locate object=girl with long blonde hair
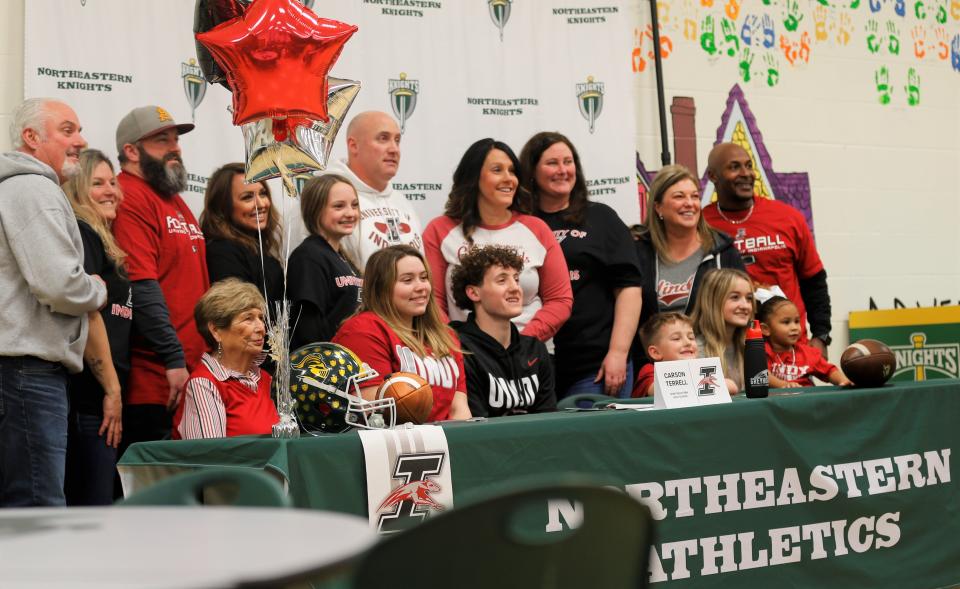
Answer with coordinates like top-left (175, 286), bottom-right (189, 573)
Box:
top-left (690, 268), bottom-right (755, 393)
top-left (333, 245), bottom-right (471, 421)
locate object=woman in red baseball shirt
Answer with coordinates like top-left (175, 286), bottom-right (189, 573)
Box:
top-left (334, 245), bottom-right (471, 421)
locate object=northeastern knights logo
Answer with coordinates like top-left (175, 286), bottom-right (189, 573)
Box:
top-left (489, 0), bottom-right (512, 41)
top-left (181, 58), bottom-right (206, 122)
top-left (576, 76), bottom-right (604, 134)
top-left (376, 452), bottom-right (445, 534)
top-left (388, 73), bottom-right (419, 135)
top-left (890, 332), bottom-right (960, 381)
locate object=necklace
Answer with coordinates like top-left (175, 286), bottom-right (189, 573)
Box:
top-left (335, 248), bottom-right (356, 275)
top-left (777, 348), bottom-right (796, 367)
top-left (715, 203), bottom-right (755, 225)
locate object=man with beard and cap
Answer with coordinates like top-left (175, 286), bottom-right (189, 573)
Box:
top-left (326, 111), bottom-right (423, 269)
top-left (112, 105), bottom-right (209, 447)
top-left (702, 142), bottom-right (833, 356)
top-left (0, 98), bottom-right (106, 506)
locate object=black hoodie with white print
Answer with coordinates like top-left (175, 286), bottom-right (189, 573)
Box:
top-left (451, 314), bottom-right (557, 418)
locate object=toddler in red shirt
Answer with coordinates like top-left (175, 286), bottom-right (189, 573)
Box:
top-left (759, 296), bottom-right (850, 388)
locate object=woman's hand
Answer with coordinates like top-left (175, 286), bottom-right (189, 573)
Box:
top-left (596, 350), bottom-right (629, 396)
top-left (99, 388), bottom-right (123, 448)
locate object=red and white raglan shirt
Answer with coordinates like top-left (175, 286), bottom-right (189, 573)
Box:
top-left (703, 197), bottom-right (823, 342)
top-left (333, 312), bottom-right (466, 422)
top-left (765, 341), bottom-right (838, 387)
top-left (422, 213), bottom-right (572, 343)
top-left (113, 172), bottom-right (209, 406)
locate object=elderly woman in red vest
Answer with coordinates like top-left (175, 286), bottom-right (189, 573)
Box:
top-left (173, 279), bottom-right (277, 439)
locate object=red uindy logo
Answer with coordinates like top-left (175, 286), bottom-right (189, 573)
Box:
top-left (657, 275), bottom-right (695, 306)
top-left (697, 374), bottom-right (718, 388)
top-left (378, 479), bottom-right (444, 513)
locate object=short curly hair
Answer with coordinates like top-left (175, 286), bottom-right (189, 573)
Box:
top-left (450, 245), bottom-right (524, 312)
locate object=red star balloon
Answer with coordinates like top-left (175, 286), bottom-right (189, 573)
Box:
top-left (196, 0), bottom-right (358, 125)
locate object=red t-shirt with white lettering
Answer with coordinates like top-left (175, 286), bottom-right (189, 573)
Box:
top-left (765, 341), bottom-right (837, 386)
top-left (333, 311), bottom-right (466, 421)
top-left (113, 172), bottom-right (209, 406)
top-left (703, 197), bottom-right (823, 341)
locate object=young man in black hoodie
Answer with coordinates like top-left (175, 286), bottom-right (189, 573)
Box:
top-left (449, 246), bottom-right (556, 417)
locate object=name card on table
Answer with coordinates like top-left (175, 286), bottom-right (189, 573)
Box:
top-left (653, 357), bottom-right (732, 409)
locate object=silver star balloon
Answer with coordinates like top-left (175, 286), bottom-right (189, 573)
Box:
top-left (242, 77), bottom-right (361, 187)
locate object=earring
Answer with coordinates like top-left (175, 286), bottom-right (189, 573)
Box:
top-left (216, 341), bottom-right (222, 359)
top-left (658, 214), bottom-right (664, 221)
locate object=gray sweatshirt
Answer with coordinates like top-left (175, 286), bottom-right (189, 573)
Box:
top-left (0, 152), bottom-right (107, 372)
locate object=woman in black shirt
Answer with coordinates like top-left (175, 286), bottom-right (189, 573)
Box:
top-left (520, 132), bottom-right (643, 399)
top-left (200, 163), bottom-right (284, 319)
top-left (61, 149), bottom-right (133, 505)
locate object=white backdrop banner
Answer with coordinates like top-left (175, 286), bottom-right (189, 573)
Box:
top-left (24, 0), bottom-right (639, 234)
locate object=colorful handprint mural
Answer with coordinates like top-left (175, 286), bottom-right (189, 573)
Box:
top-left (632, 0), bottom-right (960, 106)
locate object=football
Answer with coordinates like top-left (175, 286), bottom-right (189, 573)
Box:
top-left (840, 339), bottom-right (897, 388)
top-left (377, 372), bottom-right (434, 425)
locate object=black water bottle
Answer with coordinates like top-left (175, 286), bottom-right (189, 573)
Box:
top-left (744, 320), bottom-right (769, 398)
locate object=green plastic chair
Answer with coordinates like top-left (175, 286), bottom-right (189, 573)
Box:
top-left (351, 482), bottom-right (653, 589)
top-left (556, 392), bottom-right (615, 410)
top-left (117, 467), bottom-right (290, 508)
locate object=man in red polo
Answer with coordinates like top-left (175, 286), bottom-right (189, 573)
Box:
top-left (112, 105), bottom-right (209, 447)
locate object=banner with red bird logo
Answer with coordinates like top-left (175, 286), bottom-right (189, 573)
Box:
top-left (358, 425), bottom-right (453, 533)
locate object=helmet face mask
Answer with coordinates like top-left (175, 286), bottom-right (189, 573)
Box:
top-left (345, 395), bottom-right (396, 430)
top-left (290, 343), bottom-right (396, 435)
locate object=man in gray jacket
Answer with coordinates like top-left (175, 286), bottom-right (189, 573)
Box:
top-left (0, 98), bottom-right (107, 506)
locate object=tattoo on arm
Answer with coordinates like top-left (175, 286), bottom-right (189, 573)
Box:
top-left (88, 357), bottom-right (105, 377)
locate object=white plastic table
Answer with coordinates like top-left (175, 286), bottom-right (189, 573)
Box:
top-left (0, 506), bottom-right (375, 588)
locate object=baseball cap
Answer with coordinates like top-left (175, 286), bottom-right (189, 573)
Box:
top-left (115, 105), bottom-right (195, 153)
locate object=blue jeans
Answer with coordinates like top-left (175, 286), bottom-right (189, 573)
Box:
top-left (561, 361), bottom-right (634, 400)
top-left (65, 411), bottom-right (118, 506)
top-left (0, 356), bottom-right (69, 507)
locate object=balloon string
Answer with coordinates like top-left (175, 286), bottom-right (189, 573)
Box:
top-left (253, 203), bottom-right (272, 335)
top-left (267, 152), bottom-right (301, 437)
